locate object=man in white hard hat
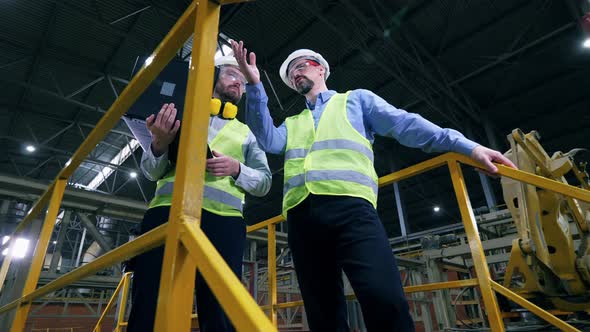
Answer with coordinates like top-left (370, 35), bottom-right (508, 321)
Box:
top-left (127, 55), bottom-right (271, 332)
top-left (232, 41), bottom-right (516, 331)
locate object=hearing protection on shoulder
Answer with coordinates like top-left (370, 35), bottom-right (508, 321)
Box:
top-left (210, 98), bottom-right (238, 119)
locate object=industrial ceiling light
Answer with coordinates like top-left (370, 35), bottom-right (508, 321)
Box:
top-left (2, 237), bottom-right (30, 258)
top-left (433, 206), bottom-right (441, 213)
top-left (130, 171), bottom-right (138, 178)
top-left (583, 12), bottom-right (590, 48)
top-left (25, 145), bottom-right (36, 152)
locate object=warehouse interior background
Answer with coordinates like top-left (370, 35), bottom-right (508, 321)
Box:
top-left (0, 0), bottom-right (589, 331)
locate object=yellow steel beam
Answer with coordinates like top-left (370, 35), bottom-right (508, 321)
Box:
top-left (262, 279), bottom-right (480, 311)
top-left (379, 153), bottom-right (450, 186)
top-left (273, 301), bottom-right (304, 310)
top-left (448, 161), bottom-right (505, 331)
top-left (180, 222), bottom-right (277, 331)
top-left (247, 215), bottom-right (284, 233)
top-left (268, 224), bottom-right (277, 326)
top-left (491, 281), bottom-right (580, 332)
top-left (404, 278), bottom-right (479, 293)
top-left (450, 152), bottom-right (590, 203)
top-left (247, 152), bottom-right (590, 233)
top-left (153, 0), bottom-right (219, 330)
top-left (0, 224), bottom-right (166, 315)
top-left (11, 179), bottom-right (67, 332)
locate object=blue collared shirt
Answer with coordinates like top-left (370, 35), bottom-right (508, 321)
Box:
top-left (245, 82), bottom-right (479, 156)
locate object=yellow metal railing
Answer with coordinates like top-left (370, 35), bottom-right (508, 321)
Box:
top-left (0, 1), bottom-right (274, 331)
top-left (252, 153), bottom-right (589, 332)
top-left (93, 272), bottom-right (132, 332)
top-left (0, 0), bottom-right (587, 331)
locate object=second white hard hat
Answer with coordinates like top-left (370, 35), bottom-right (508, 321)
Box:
top-left (279, 49), bottom-right (330, 90)
top-left (214, 55), bottom-right (239, 67)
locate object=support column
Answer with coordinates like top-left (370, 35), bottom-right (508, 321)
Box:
top-left (394, 182), bottom-right (410, 236)
top-left (49, 210), bottom-right (72, 273)
top-left (390, 154), bottom-right (410, 236)
top-left (74, 227), bottom-right (87, 267)
top-left (249, 241), bottom-right (258, 301)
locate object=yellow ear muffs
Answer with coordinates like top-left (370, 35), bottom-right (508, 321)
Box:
top-left (210, 98), bottom-right (238, 119)
top-left (210, 98), bottom-right (222, 116)
top-left (222, 102), bottom-right (238, 119)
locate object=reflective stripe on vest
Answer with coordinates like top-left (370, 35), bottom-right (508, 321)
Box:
top-left (310, 139), bottom-right (374, 163)
top-left (284, 148), bottom-right (308, 160)
top-left (283, 170), bottom-right (378, 197)
top-left (282, 91), bottom-right (378, 217)
top-left (153, 182), bottom-right (244, 213)
top-left (148, 119), bottom-right (250, 217)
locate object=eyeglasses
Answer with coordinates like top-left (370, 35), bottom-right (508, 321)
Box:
top-left (220, 69), bottom-right (246, 86)
top-left (288, 60), bottom-right (319, 80)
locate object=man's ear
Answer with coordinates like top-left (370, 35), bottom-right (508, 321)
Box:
top-left (318, 65), bottom-right (325, 78)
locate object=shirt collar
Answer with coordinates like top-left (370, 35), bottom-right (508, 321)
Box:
top-left (305, 90), bottom-right (337, 110)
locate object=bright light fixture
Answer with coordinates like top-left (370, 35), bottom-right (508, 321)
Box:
top-left (26, 145), bottom-right (36, 152)
top-left (584, 38), bottom-right (590, 48)
top-left (433, 206), bottom-right (441, 213)
top-left (2, 237), bottom-right (30, 258)
top-left (130, 171), bottom-right (138, 178)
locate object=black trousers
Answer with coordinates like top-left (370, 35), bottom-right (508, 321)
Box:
top-left (287, 194), bottom-right (415, 332)
top-left (127, 206), bottom-right (246, 332)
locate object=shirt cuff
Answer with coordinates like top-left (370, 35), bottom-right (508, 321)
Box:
top-left (454, 139), bottom-right (480, 156)
top-left (149, 149), bottom-right (169, 164)
top-left (233, 162), bottom-right (252, 188)
top-left (245, 82), bottom-right (265, 100)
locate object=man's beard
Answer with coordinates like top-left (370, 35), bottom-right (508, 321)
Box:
top-left (295, 77), bottom-right (314, 95)
top-left (215, 85), bottom-right (242, 105)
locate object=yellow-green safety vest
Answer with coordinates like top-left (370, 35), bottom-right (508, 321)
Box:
top-left (148, 119), bottom-right (250, 217)
top-left (282, 91), bottom-right (378, 217)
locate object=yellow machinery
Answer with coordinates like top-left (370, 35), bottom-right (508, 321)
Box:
top-left (502, 129), bottom-right (590, 311)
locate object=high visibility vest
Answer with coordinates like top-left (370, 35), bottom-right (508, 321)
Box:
top-left (148, 119), bottom-right (250, 217)
top-left (282, 91), bottom-right (378, 217)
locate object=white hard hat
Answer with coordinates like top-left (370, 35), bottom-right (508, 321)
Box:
top-left (215, 55), bottom-right (239, 67)
top-left (279, 49), bottom-right (330, 90)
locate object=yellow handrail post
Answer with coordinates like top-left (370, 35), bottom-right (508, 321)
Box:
top-left (93, 272), bottom-right (131, 332)
top-left (268, 224), bottom-right (277, 326)
top-left (153, 1), bottom-right (219, 331)
top-left (447, 160), bottom-right (505, 331)
top-left (11, 179), bottom-right (67, 332)
top-left (115, 273), bottom-right (131, 332)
